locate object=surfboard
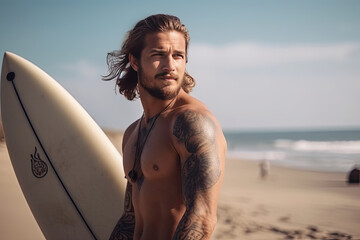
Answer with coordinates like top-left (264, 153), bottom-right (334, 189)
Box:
top-left (1, 52), bottom-right (126, 240)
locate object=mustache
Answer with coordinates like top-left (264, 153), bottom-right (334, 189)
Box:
top-left (155, 72), bottom-right (178, 79)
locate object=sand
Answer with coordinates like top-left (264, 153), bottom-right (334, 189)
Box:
top-left (214, 159), bottom-right (360, 240)
top-left (0, 130), bottom-right (359, 240)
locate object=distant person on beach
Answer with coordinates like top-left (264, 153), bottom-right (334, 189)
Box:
top-left (103, 14), bottom-right (227, 239)
top-left (259, 158), bottom-right (270, 179)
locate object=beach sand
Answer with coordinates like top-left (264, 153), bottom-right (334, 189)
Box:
top-left (214, 158), bottom-right (360, 240)
top-left (0, 129), bottom-right (359, 240)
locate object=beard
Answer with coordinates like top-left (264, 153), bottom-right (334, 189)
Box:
top-left (138, 66), bottom-right (183, 100)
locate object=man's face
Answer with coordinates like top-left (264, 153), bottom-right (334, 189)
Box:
top-left (136, 31), bottom-right (186, 100)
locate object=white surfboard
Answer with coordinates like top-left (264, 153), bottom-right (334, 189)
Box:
top-left (1, 52), bottom-right (126, 240)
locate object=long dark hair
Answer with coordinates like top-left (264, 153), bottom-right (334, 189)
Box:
top-left (103, 14), bottom-right (195, 100)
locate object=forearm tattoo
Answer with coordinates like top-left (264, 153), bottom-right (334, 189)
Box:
top-left (109, 182), bottom-right (135, 240)
top-left (173, 110), bottom-right (221, 239)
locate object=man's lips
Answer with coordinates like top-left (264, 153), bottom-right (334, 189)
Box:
top-left (155, 72), bottom-right (178, 80)
top-left (160, 76), bottom-right (176, 80)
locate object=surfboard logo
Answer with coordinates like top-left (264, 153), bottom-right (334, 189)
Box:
top-left (30, 147), bottom-right (48, 178)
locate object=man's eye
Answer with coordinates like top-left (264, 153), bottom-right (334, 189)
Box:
top-left (174, 54), bottom-right (184, 59)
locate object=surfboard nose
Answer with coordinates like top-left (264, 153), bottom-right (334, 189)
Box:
top-left (3, 51), bottom-right (9, 58)
top-left (2, 52), bottom-right (20, 74)
top-left (3, 51), bottom-right (23, 62)
top-left (3, 52), bottom-right (31, 67)
top-left (2, 52), bottom-right (19, 86)
top-left (3, 51), bottom-right (15, 62)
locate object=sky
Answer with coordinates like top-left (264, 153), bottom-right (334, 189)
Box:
top-left (1, 0), bottom-right (360, 131)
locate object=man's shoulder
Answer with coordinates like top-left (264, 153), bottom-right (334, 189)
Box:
top-left (172, 94), bottom-right (217, 126)
top-left (169, 93), bottom-right (225, 144)
top-left (170, 100), bottom-right (220, 141)
top-left (171, 108), bottom-right (217, 138)
top-left (172, 92), bottom-right (213, 119)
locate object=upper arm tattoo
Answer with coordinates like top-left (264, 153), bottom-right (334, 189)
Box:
top-left (109, 181), bottom-right (135, 240)
top-left (173, 110), bottom-right (221, 196)
top-left (172, 110), bottom-right (221, 239)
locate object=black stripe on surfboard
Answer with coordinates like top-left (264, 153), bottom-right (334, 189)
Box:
top-left (6, 72), bottom-right (98, 240)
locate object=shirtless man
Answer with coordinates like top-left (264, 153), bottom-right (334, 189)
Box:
top-left (103, 14), bottom-right (227, 240)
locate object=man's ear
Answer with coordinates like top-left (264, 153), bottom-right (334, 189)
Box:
top-left (129, 54), bottom-right (139, 72)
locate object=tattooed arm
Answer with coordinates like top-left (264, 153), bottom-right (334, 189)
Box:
top-left (172, 109), bottom-right (226, 240)
top-left (109, 181), bottom-right (135, 240)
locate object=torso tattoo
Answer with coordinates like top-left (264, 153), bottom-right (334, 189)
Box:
top-left (109, 182), bottom-right (135, 239)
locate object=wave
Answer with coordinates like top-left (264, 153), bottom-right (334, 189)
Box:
top-left (274, 139), bottom-right (360, 154)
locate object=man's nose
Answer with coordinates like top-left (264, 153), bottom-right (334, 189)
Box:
top-left (162, 55), bottom-right (175, 72)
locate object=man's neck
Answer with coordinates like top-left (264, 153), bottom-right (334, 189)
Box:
top-left (139, 91), bottom-right (181, 124)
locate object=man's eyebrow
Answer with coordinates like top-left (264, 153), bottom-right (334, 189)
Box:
top-left (174, 50), bottom-right (186, 55)
top-left (149, 49), bottom-right (166, 53)
top-left (148, 49), bottom-right (185, 55)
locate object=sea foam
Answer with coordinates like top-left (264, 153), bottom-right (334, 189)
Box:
top-left (275, 140), bottom-right (360, 154)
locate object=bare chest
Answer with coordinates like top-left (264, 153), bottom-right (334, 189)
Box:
top-left (123, 123), bottom-right (180, 182)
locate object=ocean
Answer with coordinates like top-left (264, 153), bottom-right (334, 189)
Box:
top-left (224, 129), bottom-right (360, 172)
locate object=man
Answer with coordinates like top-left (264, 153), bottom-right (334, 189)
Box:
top-left (103, 14), bottom-right (226, 240)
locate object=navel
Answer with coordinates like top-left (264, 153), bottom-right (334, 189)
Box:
top-left (153, 164), bottom-right (159, 171)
